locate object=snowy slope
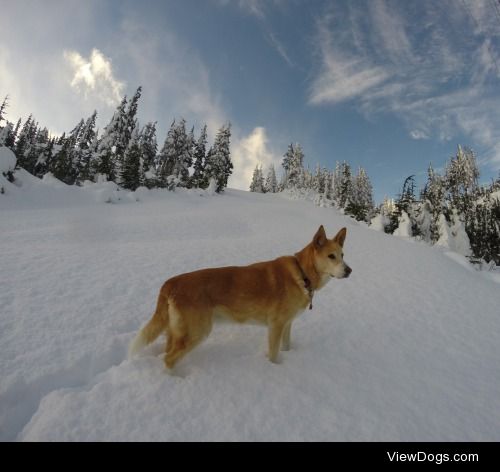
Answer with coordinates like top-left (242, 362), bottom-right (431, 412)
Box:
top-left (1, 175), bottom-right (500, 441)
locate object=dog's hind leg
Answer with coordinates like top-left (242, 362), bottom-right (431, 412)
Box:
top-left (164, 306), bottom-right (212, 370)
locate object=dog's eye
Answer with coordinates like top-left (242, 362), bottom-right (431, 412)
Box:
top-left (328, 254), bottom-right (336, 260)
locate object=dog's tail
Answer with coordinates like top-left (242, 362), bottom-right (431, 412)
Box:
top-left (128, 296), bottom-right (169, 358)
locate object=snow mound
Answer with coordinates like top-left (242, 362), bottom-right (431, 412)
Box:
top-left (1, 188), bottom-right (499, 441)
top-left (0, 146), bottom-right (16, 174)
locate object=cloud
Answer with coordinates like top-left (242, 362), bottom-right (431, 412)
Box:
top-left (266, 32), bottom-right (294, 67)
top-left (229, 127), bottom-right (281, 190)
top-left (309, 0), bottom-right (500, 168)
top-left (410, 130), bottom-right (429, 140)
top-left (64, 49), bottom-right (125, 107)
top-left (116, 17), bottom-right (226, 141)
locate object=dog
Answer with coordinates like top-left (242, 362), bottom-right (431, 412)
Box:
top-left (129, 225), bottom-right (351, 369)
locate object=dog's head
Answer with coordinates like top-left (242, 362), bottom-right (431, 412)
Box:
top-left (312, 226), bottom-right (352, 279)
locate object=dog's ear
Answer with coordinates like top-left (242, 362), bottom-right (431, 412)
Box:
top-left (313, 225), bottom-right (327, 248)
top-left (333, 227), bottom-right (347, 247)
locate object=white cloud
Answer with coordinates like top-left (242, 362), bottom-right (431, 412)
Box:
top-left (229, 127), bottom-right (281, 190)
top-left (64, 49), bottom-right (125, 107)
top-left (410, 130), bottom-right (429, 140)
top-left (309, 0), bottom-right (500, 169)
top-left (266, 32), bottom-right (294, 67)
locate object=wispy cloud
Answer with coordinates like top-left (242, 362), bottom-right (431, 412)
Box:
top-left (64, 49), bottom-right (125, 106)
top-left (309, 0), bottom-right (500, 168)
top-left (266, 32), bottom-right (294, 67)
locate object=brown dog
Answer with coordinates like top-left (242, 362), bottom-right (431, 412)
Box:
top-left (129, 226), bottom-right (351, 369)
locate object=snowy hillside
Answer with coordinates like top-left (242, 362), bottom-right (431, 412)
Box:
top-left (1, 173), bottom-right (500, 441)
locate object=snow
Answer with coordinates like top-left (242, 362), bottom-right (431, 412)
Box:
top-left (436, 211), bottom-right (471, 257)
top-left (0, 145), bottom-right (16, 174)
top-left (393, 211), bottom-right (412, 238)
top-left (1, 174), bottom-right (500, 441)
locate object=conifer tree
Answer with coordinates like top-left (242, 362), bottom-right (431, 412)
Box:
top-left (139, 121), bottom-right (157, 188)
top-left (264, 163), bottom-right (278, 193)
top-left (250, 165), bottom-right (265, 193)
top-left (282, 143), bottom-right (304, 189)
top-left (191, 124), bottom-right (207, 189)
top-left (205, 123), bottom-right (232, 193)
top-left (121, 127), bottom-right (142, 190)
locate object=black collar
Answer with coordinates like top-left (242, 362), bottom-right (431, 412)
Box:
top-left (293, 256), bottom-right (314, 310)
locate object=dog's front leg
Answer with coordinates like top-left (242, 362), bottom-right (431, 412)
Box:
top-left (281, 322), bottom-right (292, 351)
top-left (267, 321), bottom-right (286, 363)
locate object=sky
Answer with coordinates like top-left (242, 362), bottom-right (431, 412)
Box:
top-left (1, 0), bottom-right (500, 201)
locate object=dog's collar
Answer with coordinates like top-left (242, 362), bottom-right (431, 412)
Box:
top-left (293, 256), bottom-right (314, 310)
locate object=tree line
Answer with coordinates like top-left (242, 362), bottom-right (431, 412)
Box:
top-left (0, 90), bottom-right (233, 193)
top-left (250, 142), bottom-right (375, 223)
top-left (250, 142), bottom-right (499, 266)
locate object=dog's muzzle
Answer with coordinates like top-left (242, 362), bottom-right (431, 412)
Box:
top-left (344, 265), bottom-right (352, 278)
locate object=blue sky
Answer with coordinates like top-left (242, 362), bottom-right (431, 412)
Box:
top-left (1, 0), bottom-right (500, 201)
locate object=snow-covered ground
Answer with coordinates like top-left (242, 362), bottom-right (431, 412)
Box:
top-left (1, 171), bottom-right (499, 441)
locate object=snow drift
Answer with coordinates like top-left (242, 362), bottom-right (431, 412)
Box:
top-left (1, 174), bottom-right (499, 441)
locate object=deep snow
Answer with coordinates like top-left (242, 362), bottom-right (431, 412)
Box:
top-left (1, 171), bottom-right (499, 441)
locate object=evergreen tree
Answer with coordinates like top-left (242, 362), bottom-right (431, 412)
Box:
top-left (282, 143), bottom-right (304, 189)
top-left (156, 119), bottom-right (194, 189)
top-left (5, 118), bottom-right (21, 149)
top-left (249, 165), bottom-right (265, 193)
top-left (0, 95), bottom-right (8, 125)
top-left (172, 119), bottom-right (192, 187)
top-left (338, 161), bottom-right (353, 209)
top-left (75, 111), bottom-right (98, 183)
top-left (421, 163), bottom-right (445, 242)
top-left (93, 95), bottom-right (128, 182)
top-left (345, 167), bottom-right (374, 222)
top-left (121, 127), bottom-right (142, 190)
top-left (191, 124), bottom-right (207, 189)
top-left (444, 145), bottom-right (479, 216)
top-left (264, 164), bottom-right (278, 193)
top-left (205, 123), bottom-right (232, 193)
top-left (139, 121), bottom-right (158, 188)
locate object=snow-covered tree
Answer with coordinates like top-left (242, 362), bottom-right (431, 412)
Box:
top-left (444, 145), bottom-right (479, 215)
top-left (264, 163), bottom-right (278, 193)
top-left (121, 127), bottom-right (143, 191)
top-left (191, 124), bottom-right (207, 189)
top-left (345, 167), bottom-right (374, 221)
top-left (282, 143), bottom-right (304, 189)
top-left (250, 165), bottom-right (265, 193)
top-left (205, 123), bottom-right (232, 193)
top-left (138, 121), bottom-right (157, 188)
top-left (157, 119), bottom-right (193, 189)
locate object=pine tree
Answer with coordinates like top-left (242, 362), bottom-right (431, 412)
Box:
top-left (345, 167), bottom-right (374, 221)
top-left (93, 95), bottom-right (128, 182)
top-left (338, 161), bottom-right (353, 209)
top-left (0, 95), bottom-right (7, 125)
top-left (172, 119), bottom-right (192, 187)
top-left (444, 145), bottom-right (479, 216)
top-left (205, 123), bottom-right (232, 193)
top-left (75, 111), bottom-right (98, 183)
top-left (264, 164), bottom-right (278, 193)
top-left (5, 118), bottom-right (21, 149)
top-left (421, 163), bottom-right (445, 242)
top-left (157, 120), bottom-right (178, 188)
top-left (191, 124), bottom-right (207, 189)
top-left (281, 143), bottom-right (304, 189)
top-left (121, 127), bottom-right (142, 190)
top-left (139, 121), bottom-right (158, 188)
top-left (250, 165), bottom-right (265, 193)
